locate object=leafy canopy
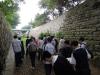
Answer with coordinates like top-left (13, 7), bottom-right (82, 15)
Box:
top-left (39, 0), bottom-right (84, 15)
top-left (30, 12), bottom-right (49, 28)
top-left (0, 0), bottom-right (23, 28)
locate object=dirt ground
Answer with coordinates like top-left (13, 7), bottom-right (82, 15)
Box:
top-left (4, 56), bottom-right (100, 75)
top-left (90, 64), bottom-right (100, 75)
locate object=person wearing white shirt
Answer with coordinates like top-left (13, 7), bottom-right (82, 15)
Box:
top-left (43, 51), bottom-right (75, 75)
top-left (12, 35), bottom-right (22, 67)
top-left (79, 37), bottom-right (93, 59)
top-left (58, 37), bottom-right (65, 52)
top-left (71, 41), bottom-right (91, 75)
top-left (45, 43), bottom-right (55, 55)
top-left (43, 37), bottom-right (55, 75)
top-left (45, 37), bottom-right (55, 55)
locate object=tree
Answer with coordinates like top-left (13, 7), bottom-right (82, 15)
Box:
top-left (39, 0), bottom-right (57, 10)
top-left (0, 0), bottom-right (23, 28)
top-left (30, 12), bottom-right (50, 28)
top-left (39, 0), bottom-right (84, 16)
top-left (4, 11), bottom-right (20, 28)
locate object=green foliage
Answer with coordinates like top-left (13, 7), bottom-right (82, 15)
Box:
top-left (39, 32), bottom-right (46, 39)
top-left (0, 0), bottom-right (23, 28)
top-left (39, 0), bottom-right (84, 16)
top-left (39, 31), bottom-right (51, 39)
top-left (30, 13), bottom-right (49, 28)
top-left (5, 13), bottom-right (19, 28)
top-left (40, 0), bottom-right (57, 10)
top-left (56, 31), bottom-right (64, 38)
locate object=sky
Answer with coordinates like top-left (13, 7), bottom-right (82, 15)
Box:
top-left (16, 0), bottom-right (44, 29)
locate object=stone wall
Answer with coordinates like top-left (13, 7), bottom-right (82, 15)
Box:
top-left (29, 14), bottom-right (65, 38)
top-left (61, 0), bottom-right (100, 66)
top-left (30, 0), bottom-right (100, 54)
top-left (0, 11), bottom-right (12, 74)
top-left (29, 0), bottom-right (100, 67)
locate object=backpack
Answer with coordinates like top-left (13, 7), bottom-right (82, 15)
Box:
top-left (28, 42), bottom-right (37, 52)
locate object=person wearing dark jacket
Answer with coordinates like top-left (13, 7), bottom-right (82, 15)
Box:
top-left (18, 37), bottom-right (25, 59)
top-left (79, 37), bottom-right (93, 59)
top-left (71, 41), bottom-right (91, 75)
top-left (43, 51), bottom-right (75, 75)
top-left (26, 36), bottom-right (31, 56)
top-left (26, 36), bottom-right (30, 47)
top-left (60, 40), bottom-right (73, 58)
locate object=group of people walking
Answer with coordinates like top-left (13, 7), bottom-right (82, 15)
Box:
top-left (12, 34), bottom-right (93, 75)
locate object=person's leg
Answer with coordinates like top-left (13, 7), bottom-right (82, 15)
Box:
top-left (26, 48), bottom-right (29, 56)
top-left (29, 52), bottom-right (33, 67)
top-left (19, 52), bottom-right (22, 65)
top-left (38, 49), bottom-right (41, 60)
top-left (32, 51), bottom-right (36, 67)
top-left (21, 49), bottom-right (24, 59)
top-left (17, 52), bottom-right (22, 67)
top-left (15, 53), bottom-right (18, 67)
top-left (44, 64), bottom-right (52, 75)
top-left (38, 49), bottom-right (43, 61)
top-left (29, 52), bottom-right (36, 67)
top-left (82, 69), bottom-right (91, 75)
top-left (15, 52), bottom-right (21, 67)
top-left (40, 49), bottom-right (43, 61)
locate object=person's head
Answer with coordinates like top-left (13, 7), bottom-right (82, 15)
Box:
top-left (71, 40), bottom-right (79, 49)
top-left (79, 37), bottom-right (85, 42)
top-left (31, 36), bottom-right (36, 41)
top-left (28, 38), bottom-right (33, 44)
top-left (43, 51), bottom-right (52, 62)
top-left (51, 36), bottom-right (54, 39)
top-left (18, 37), bottom-right (21, 40)
top-left (13, 35), bottom-right (17, 39)
top-left (39, 36), bottom-right (43, 40)
top-left (64, 40), bottom-right (70, 45)
top-left (61, 37), bottom-right (64, 39)
top-left (47, 37), bottom-right (52, 43)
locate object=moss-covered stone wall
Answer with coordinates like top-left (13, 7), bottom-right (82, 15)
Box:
top-left (0, 11), bottom-right (12, 75)
top-left (61, 0), bottom-right (100, 67)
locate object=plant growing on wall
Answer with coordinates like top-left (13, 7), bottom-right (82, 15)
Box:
top-left (39, 31), bottom-right (52, 39)
top-left (56, 31), bottom-right (64, 39)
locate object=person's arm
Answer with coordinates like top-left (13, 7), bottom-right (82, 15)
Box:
top-left (67, 54), bottom-right (76, 65)
top-left (26, 39), bottom-right (28, 47)
top-left (26, 43), bottom-right (30, 56)
top-left (12, 42), bottom-right (15, 53)
top-left (45, 45), bottom-right (48, 51)
top-left (66, 53), bottom-right (76, 70)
